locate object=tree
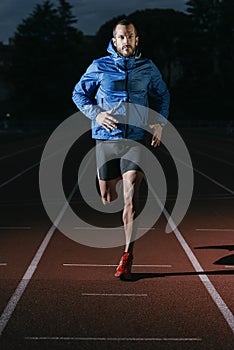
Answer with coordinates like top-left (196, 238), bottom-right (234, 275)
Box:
top-left (184, 0), bottom-right (234, 118)
top-left (96, 9), bottom-right (191, 87)
top-left (7, 0), bottom-right (83, 120)
top-left (57, 0), bottom-right (77, 32)
top-left (186, 0), bottom-right (223, 76)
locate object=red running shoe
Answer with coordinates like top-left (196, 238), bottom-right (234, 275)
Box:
top-left (114, 252), bottom-right (133, 278)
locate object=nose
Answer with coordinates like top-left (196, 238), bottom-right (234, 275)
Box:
top-left (122, 36), bottom-right (128, 44)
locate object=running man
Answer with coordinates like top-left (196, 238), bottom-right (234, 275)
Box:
top-left (72, 18), bottom-right (170, 279)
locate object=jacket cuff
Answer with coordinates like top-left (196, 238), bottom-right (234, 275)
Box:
top-left (82, 105), bottom-right (104, 120)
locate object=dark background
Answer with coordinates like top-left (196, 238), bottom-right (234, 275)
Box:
top-left (0, 0), bottom-right (233, 130)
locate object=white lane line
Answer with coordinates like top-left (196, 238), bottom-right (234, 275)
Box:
top-left (0, 145), bottom-right (68, 190)
top-left (196, 228), bottom-right (234, 232)
top-left (162, 148), bottom-right (234, 195)
top-left (149, 184), bottom-right (234, 334)
top-left (0, 185), bottom-right (77, 337)
top-left (25, 336), bottom-right (202, 342)
top-left (0, 153), bottom-right (93, 337)
top-left (0, 162), bottom-right (40, 190)
top-left (0, 227), bottom-right (31, 230)
top-left (194, 168), bottom-right (234, 195)
top-left (190, 147), bottom-right (234, 167)
top-left (0, 144), bottom-right (43, 161)
top-left (82, 293), bottom-right (148, 297)
top-left (74, 227), bottom-right (155, 230)
top-left (0, 263), bottom-right (7, 266)
top-left (63, 263), bottom-right (172, 268)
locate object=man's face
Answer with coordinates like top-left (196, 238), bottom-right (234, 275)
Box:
top-left (112, 24), bottom-right (139, 57)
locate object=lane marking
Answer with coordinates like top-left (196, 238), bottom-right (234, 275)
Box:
top-left (0, 144), bottom-right (43, 162)
top-left (0, 145), bottom-right (68, 190)
top-left (0, 263), bottom-right (7, 266)
top-left (82, 293), bottom-right (148, 297)
top-left (25, 336), bottom-right (202, 342)
top-left (0, 227), bottom-right (32, 230)
top-left (74, 227), bottom-right (155, 230)
top-left (193, 168), bottom-right (234, 195)
top-left (162, 148), bottom-right (234, 195)
top-left (0, 154), bottom-right (93, 337)
top-left (192, 194), bottom-right (233, 199)
top-left (0, 186), bottom-right (76, 337)
top-left (225, 266), bottom-right (234, 269)
top-left (0, 162), bottom-right (40, 190)
top-left (196, 228), bottom-right (234, 232)
top-left (149, 183), bottom-right (234, 334)
top-left (190, 147), bottom-right (234, 167)
top-left (63, 263), bottom-right (171, 268)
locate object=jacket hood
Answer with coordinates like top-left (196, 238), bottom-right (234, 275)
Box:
top-left (107, 39), bottom-right (118, 56)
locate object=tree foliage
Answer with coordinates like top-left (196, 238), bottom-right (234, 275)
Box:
top-left (181, 0), bottom-right (234, 117)
top-left (1, 0), bottom-right (233, 122)
top-left (7, 0), bottom-right (83, 120)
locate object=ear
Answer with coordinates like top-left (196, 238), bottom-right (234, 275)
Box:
top-left (112, 37), bottom-right (117, 47)
top-left (136, 36), bottom-right (139, 46)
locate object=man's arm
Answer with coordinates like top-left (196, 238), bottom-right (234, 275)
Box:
top-left (148, 62), bottom-right (170, 147)
top-left (149, 123), bottom-right (163, 147)
top-left (72, 61), bottom-right (104, 120)
top-left (148, 62), bottom-right (170, 121)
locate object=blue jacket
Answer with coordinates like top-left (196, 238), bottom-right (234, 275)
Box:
top-left (72, 40), bottom-right (170, 140)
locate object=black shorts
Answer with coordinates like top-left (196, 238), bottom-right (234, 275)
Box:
top-left (96, 139), bottom-right (146, 181)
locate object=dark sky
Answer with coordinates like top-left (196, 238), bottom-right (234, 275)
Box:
top-left (0, 0), bottom-right (187, 43)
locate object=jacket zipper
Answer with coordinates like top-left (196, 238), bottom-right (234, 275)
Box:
top-left (124, 60), bottom-right (129, 139)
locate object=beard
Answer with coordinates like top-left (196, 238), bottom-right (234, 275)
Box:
top-left (118, 44), bottom-right (136, 57)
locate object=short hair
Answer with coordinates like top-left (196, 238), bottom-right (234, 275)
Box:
top-left (113, 18), bottom-right (138, 37)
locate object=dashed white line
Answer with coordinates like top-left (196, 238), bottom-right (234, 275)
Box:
top-left (190, 147), bottom-right (234, 167)
top-left (196, 228), bottom-right (234, 232)
top-left (194, 168), bottom-right (234, 195)
top-left (63, 263), bottom-right (172, 268)
top-left (82, 293), bottom-right (148, 297)
top-left (0, 227), bottom-right (31, 230)
top-left (149, 183), bottom-right (234, 334)
top-left (0, 144), bottom-right (43, 161)
top-left (74, 227), bottom-right (155, 230)
top-left (0, 263), bottom-right (7, 266)
top-left (25, 336), bottom-right (202, 342)
top-left (0, 153), bottom-right (93, 337)
top-left (0, 162), bottom-right (40, 189)
top-left (0, 185), bottom-right (77, 337)
top-left (0, 145), bottom-right (68, 190)
top-left (162, 147), bottom-right (234, 195)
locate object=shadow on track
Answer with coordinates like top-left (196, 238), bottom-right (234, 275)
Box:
top-left (195, 245), bottom-right (234, 251)
top-left (194, 245), bottom-right (234, 266)
top-left (120, 269), bottom-right (234, 282)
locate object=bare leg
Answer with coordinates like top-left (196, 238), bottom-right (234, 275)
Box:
top-left (98, 177), bottom-right (121, 205)
top-left (122, 170), bottom-right (144, 254)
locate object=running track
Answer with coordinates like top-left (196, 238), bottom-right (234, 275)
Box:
top-left (0, 127), bottom-right (233, 350)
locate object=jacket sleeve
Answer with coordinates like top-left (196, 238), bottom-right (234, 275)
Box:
top-left (72, 61), bottom-right (104, 120)
top-left (148, 61), bottom-right (170, 124)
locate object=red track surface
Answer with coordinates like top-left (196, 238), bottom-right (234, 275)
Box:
top-left (0, 128), bottom-right (233, 350)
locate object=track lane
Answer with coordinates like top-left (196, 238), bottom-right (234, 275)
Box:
top-left (0, 129), bottom-right (233, 350)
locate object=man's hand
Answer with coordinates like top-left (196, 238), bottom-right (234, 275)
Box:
top-left (149, 123), bottom-right (164, 147)
top-left (96, 108), bottom-right (118, 131)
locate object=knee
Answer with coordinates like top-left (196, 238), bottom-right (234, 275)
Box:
top-left (101, 192), bottom-right (108, 205)
top-left (101, 190), bottom-right (118, 204)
